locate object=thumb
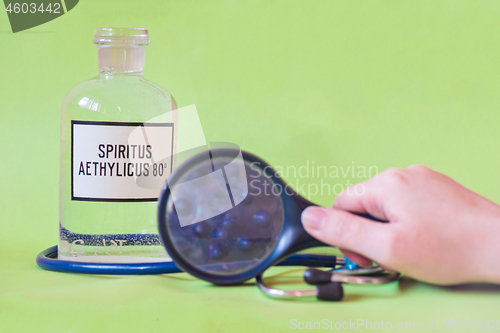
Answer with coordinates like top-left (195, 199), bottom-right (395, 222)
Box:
top-left (301, 206), bottom-right (392, 264)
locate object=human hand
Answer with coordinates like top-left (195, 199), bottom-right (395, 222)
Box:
top-left (301, 165), bottom-right (500, 285)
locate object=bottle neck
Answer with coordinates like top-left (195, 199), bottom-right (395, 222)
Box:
top-left (96, 44), bottom-right (147, 76)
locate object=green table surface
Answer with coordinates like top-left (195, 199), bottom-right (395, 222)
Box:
top-left (1, 1), bottom-right (500, 332)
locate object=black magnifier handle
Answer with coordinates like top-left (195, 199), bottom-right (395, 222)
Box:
top-left (290, 198), bottom-right (386, 255)
top-left (353, 212), bottom-right (386, 223)
top-left (299, 197), bottom-right (386, 224)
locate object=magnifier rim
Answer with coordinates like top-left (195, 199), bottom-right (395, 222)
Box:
top-left (157, 149), bottom-right (303, 285)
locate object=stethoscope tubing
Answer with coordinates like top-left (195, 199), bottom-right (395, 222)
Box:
top-left (36, 246), bottom-right (182, 275)
top-left (255, 274), bottom-right (318, 299)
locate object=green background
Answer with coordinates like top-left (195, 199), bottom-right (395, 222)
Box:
top-left (1, 0), bottom-right (500, 332)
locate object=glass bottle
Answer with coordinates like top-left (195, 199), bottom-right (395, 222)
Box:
top-left (59, 28), bottom-right (176, 262)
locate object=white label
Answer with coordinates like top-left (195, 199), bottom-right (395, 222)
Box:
top-left (72, 121), bottom-right (174, 201)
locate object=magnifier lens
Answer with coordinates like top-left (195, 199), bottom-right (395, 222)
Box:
top-left (164, 156), bottom-right (284, 276)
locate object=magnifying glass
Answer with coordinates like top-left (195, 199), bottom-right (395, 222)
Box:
top-left (157, 148), bottom-right (383, 286)
top-left (36, 146), bottom-right (397, 301)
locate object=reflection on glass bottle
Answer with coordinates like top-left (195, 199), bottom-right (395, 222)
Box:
top-left (59, 28), bottom-right (177, 262)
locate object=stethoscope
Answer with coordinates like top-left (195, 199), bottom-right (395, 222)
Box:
top-left (37, 148), bottom-right (401, 301)
top-left (38, 245), bottom-right (400, 301)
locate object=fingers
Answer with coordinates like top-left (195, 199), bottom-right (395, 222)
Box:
top-left (333, 177), bottom-right (388, 221)
top-left (301, 206), bottom-right (391, 263)
top-left (339, 249), bottom-right (373, 267)
top-left (333, 166), bottom-right (426, 221)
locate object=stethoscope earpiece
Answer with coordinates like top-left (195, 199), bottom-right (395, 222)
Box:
top-left (304, 268), bottom-right (334, 285)
top-left (316, 282), bottom-right (344, 301)
top-left (304, 269), bottom-right (344, 302)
